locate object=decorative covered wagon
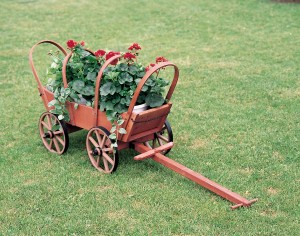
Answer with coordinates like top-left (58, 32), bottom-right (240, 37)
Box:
top-left (29, 40), bottom-right (257, 209)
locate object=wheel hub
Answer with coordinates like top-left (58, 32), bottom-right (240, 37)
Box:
top-left (92, 147), bottom-right (102, 156)
top-left (44, 131), bottom-right (54, 139)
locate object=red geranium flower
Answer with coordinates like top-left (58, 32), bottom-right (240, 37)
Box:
top-left (145, 63), bottom-right (156, 72)
top-left (156, 56), bottom-right (168, 63)
top-left (106, 51), bottom-right (120, 65)
top-left (94, 49), bottom-right (106, 57)
top-left (67, 40), bottom-right (77, 49)
top-left (80, 41), bottom-right (85, 46)
top-left (123, 52), bottom-right (136, 60)
top-left (128, 43), bottom-right (142, 51)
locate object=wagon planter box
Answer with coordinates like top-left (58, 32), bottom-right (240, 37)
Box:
top-left (29, 40), bottom-right (257, 209)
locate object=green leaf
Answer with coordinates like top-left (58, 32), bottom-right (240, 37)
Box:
top-left (111, 143), bottom-right (118, 148)
top-left (106, 110), bottom-right (117, 121)
top-left (118, 128), bottom-right (127, 134)
top-left (110, 126), bottom-right (116, 133)
top-left (72, 80), bottom-right (85, 93)
top-left (117, 119), bottom-right (125, 125)
top-left (81, 85), bottom-right (95, 96)
top-left (128, 65), bottom-right (138, 75)
top-left (104, 101), bottom-right (114, 111)
top-left (100, 82), bottom-right (116, 96)
top-left (118, 74), bottom-right (126, 84)
top-left (118, 63), bottom-right (128, 72)
top-left (145, 93), bottom-right (165, 108)
top-left (51, 124), bottom-right (60, 131)
top-left (74, 103), bottom-right (79, 110)
top-left (114, 103), bottom-right (127, 114)
top-left (145, 78), bottom-right (155, 86)
top-left (70, 90), bottom-right (79, 100)
top-left (48, 100), bottom-right (58, 107)
top-left (86, 72), bottom-right (97, 81)
top-left (141, 85), bottom-right (148, 92)
top-left (107, 71), bottom-right (119, 81)
top-left (119, 72), bottom-right (133, 84)
top-left (109, 133), bottom-right (117, 140)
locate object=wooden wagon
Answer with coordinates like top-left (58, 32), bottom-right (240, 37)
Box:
top-left (29, 40), bottom-right (257, 209)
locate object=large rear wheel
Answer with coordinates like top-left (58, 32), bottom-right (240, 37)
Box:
top-left (38, 112), bottom-right (69, 155)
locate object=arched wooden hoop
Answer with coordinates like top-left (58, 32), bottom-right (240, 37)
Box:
top-left (29, 40), bottom-right (67, 90)
top-left (93, 55), bottom-right (122, 126)
top-left (127, 62), bottom-right (179, 116)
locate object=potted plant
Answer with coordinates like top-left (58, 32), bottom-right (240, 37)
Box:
top-left (46, 40), bottom-right (170, 145)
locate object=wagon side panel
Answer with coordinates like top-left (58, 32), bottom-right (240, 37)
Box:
top-left (122, 103), bottom-right (172, 142)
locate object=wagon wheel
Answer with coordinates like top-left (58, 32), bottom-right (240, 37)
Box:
top-left (144, 120), bottom-right (173, 155)
top-left (38, 112), bottom-right (69, 155)
top-left (86, 126), bottom-right (119, 173)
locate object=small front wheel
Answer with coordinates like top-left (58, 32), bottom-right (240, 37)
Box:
top-left (144, 120), bottom-right (173, 155)
top-left (86, 126), bottom-right (119, 173)
top-left (38, 112), bottom-right (69, 155)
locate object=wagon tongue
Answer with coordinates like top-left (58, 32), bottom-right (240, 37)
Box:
top-left (133, 142), bottom-right (258, 210)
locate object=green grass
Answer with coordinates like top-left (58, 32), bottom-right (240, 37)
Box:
top-left (1, 0), bottom-right (299, 235)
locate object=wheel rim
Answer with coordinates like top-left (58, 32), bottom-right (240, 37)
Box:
top-left (144, 120), bottom-right (173, 155)
top-left (86, 127), bottom-right (118, 173)
top-left (38, 112), bottom-right (69, 155)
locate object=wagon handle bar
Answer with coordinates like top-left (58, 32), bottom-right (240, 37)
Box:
top-left (127, 62), bottom-right (179, 116)
top-left (29, 40), bottom-right (67, 90)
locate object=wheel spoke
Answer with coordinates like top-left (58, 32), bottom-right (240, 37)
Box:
top-left (96, 131), bottom-right (106, 148)
top-left (49, 139), bottom-right (53, 149)
top-left (160, 126), bottom-right (167, 133)
top-left (46, 114), bottom-right (52, 130)
top-left (53, 130), bottom-right (63, 136)
top-left (102, 147), bottom-right (113, 153)
top-left (44, 138), bottom-right (53, 150)
top-left (96, 156), bottom-right (100, 166)
top-left (53, 137), bottom-right (61, 153)
top-left (41, 121), bottom-right (50, 130)
top-left (103, 152), bottom-right (115, 165)
top-left (157, 134), bottom-right (169, 142)
top-left (145, 142), bottom-right (152, 149)
top-left (89, 136), bottom-right (99, 148)
top-left (55, 135), bottom-right (65, 146)
top-left (152, 139), bottom-right (156, 148)
top-left (102, 156), bottom-right (110, 172)
top-left (157, 137), bottom-right (164, 146)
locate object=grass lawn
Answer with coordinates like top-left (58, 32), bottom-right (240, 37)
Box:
top-left (0, 0), bottom-right (299, 235)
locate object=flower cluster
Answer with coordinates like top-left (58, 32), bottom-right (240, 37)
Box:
top-left (156, 56), bottom-right (168, 63)
top-left (128, 43), bottom-right (142, 51)
top-left (145, 56), bottom-right (168, 72)
top-left (67, 40), bottom-right (85, 49)
top-left (94, 49), bottom-right (106, 57)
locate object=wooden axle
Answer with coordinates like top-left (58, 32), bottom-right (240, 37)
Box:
top-left (133, 142), bottom-right (258, 210)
